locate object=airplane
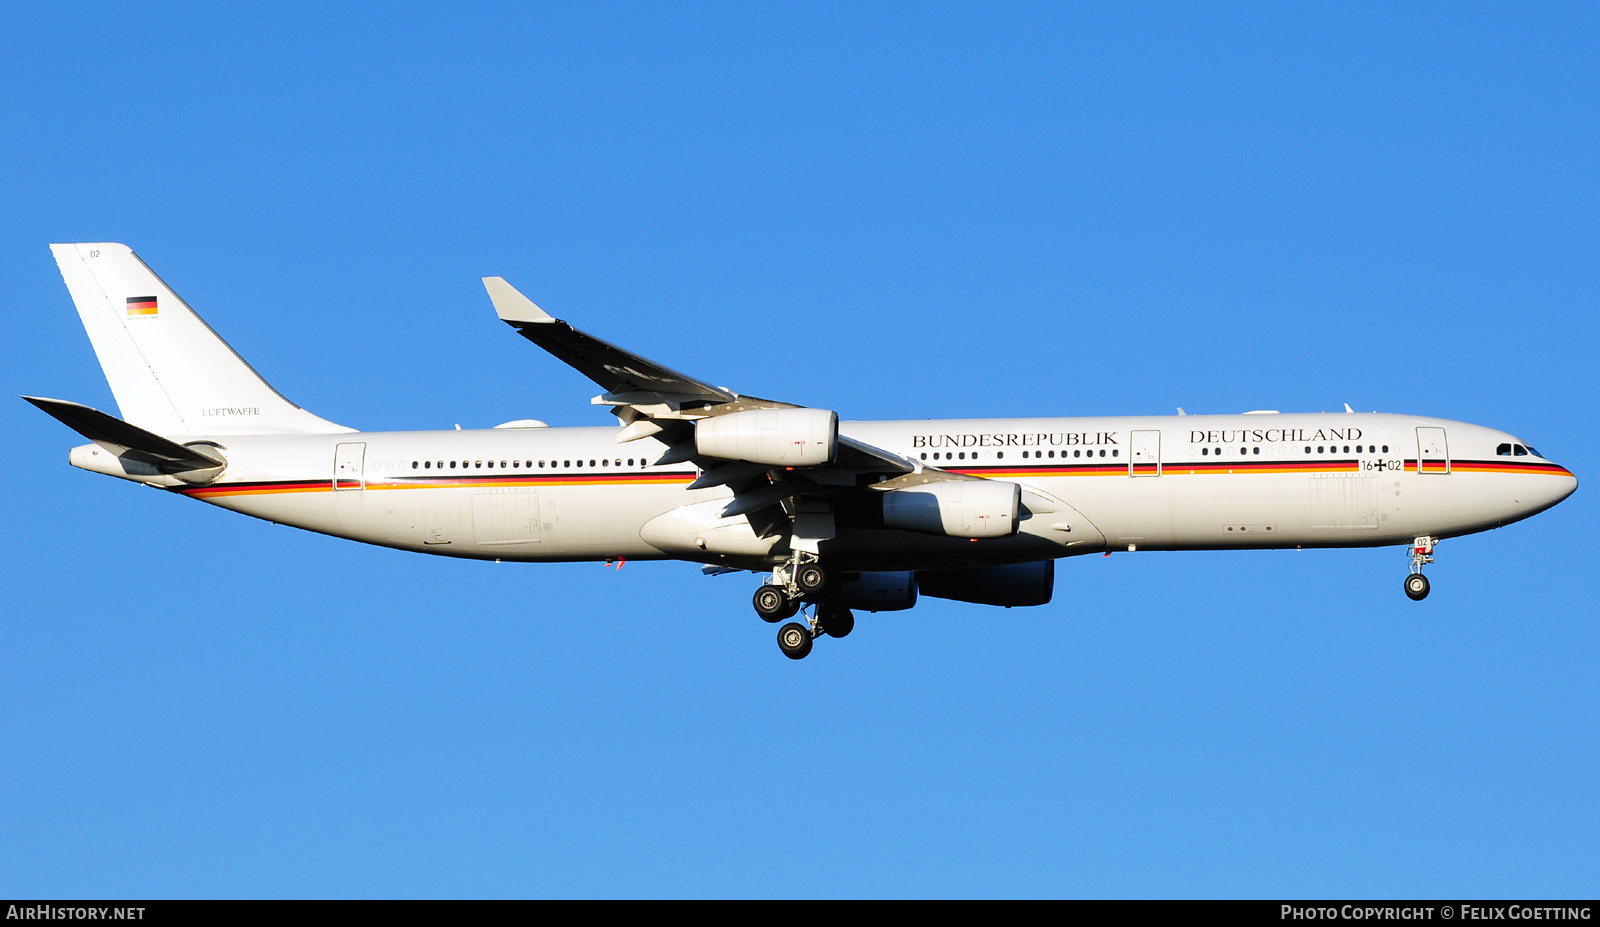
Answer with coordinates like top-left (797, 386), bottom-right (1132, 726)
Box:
top-left (27, 243), bottom-right (1579, 659)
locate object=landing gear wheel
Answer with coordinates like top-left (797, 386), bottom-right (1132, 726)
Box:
top-left (1405, 573), bottom-right (1430, 601)
top-left (777, 622), bottom-right (814, 660)
top-left (753, 585), bottom-right (798, 622)
top-left (794, 563), bottom-right (829, 599)
top-left (817, 603), bottom-right (855, 638)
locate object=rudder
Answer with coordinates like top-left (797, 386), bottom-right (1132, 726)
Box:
top-left (50, 243), bottom-right (351, 436)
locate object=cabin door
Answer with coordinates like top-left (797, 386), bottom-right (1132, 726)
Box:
top-left (333, 442), bottom-right (366, 490)
top-left (1130, 430), bottom-right (1161, 476)
top-left (1416, 428), bottom-right (1450, 475)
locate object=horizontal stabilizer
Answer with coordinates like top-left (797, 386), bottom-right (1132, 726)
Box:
top-left (23, 396), bottom-right (225, 472)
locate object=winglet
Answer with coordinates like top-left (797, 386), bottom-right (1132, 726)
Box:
top-left (482, 277), bottom-right (553, 324)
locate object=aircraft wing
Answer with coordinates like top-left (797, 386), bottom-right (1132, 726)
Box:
top-left (482, 278), bottom-right (972, 524)
top-left (483, 277), bottom-right (735, 407)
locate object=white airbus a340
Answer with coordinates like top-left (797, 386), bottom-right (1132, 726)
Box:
top-left (29, 244), bottom-right (1578, 658)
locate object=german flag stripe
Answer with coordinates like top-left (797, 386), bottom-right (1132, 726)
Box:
top-left (959, 460), bottom-right (1363, 478)
top-left (176, 472), bottom-right (698, 498)
top-left (953, 458), bottom-right (1569, 479)
top-left (1451, 460), bottom-right (1574, 477)
top-left (125, 296), bottom-right (158, 316)
top-left (174, 458), bottom-right (1571, 499)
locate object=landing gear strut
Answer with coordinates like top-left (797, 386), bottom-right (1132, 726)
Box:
top-left (756, 552), bottom-right (843, 658)
top-left (1405, 536), bottom-right (1436, 601)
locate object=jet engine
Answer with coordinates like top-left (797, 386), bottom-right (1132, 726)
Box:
top-left (838, 571), bottom-right (918, 612)
top-left (916, 561), bottom-right (1054, 607)
top-left (694, 407), bottom-right (838, 467)
top-left (882, 479), bottom-right (1020, 538)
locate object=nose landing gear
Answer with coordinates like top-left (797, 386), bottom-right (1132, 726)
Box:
top-left (1405, 536), bottom-right (1437, 601)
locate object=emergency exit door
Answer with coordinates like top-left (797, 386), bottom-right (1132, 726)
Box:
top-left (333, 442), bottom-right (366, 490)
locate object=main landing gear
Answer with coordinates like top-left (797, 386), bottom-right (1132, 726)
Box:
top-left (755, 553), bottom-right (851, 660)
top-left (1405, 536), bottom-right (1437, 601)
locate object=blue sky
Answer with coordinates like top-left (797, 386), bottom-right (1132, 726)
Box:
top-left (2, 3), bottom-right (1596, 897)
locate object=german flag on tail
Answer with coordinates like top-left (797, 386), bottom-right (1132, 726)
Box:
top-left (126, 296), bottom-right (157, 317)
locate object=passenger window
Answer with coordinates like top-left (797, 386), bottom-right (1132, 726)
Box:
top-left (1253, 447), bottom-right (1260, 455)
top-left (564, 460), bottom-right (570, 468)
top-left (1202, 447), bottom-right (1208, 456)
top-left (1048, 450), bottom-right (1055, 458)
top-left (996, 452), bottom-right (1003, 459)
top-left (1304, 447), bottom-right (1311, 454)
top-left (450, 461), bottom-right (457, 469)
top-left (487, 460), bottom-right (494, 469)
top-left (1111, 449), bottom-right (1117, 457)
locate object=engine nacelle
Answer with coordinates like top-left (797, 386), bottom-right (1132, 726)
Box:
top-left (694, 407), bottom-right (837, 467)
top-left (882, 479), bottom-right (1020, 538)
top-left (838, 571), bottom-right (918, 612)
top-left (916, 561), bottom-right (1054, 608)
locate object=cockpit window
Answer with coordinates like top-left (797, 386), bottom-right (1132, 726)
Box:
top-left (1514, 445), bottom-right (1528, 456)
top-left (1497, 443), bottom-right (1512, 456)
top-left (1527, 446), bottom-right (1542, 458)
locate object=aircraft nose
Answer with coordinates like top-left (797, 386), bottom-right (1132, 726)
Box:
top-left (1553, 466), bottom-right (1578, 504)
top-left (1538, 464), bottom-right (1578, 514)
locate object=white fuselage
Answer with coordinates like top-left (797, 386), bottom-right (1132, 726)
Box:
top-left (92, 411), bottom-right (1573, 573)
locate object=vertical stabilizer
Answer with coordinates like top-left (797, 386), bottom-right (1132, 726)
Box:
top-left (50, 243), bottom-right (352, 436)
